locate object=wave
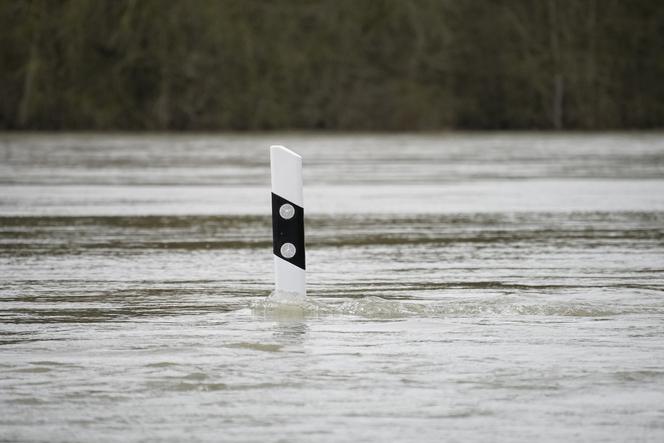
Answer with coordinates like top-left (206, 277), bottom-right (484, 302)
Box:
top-left (250, 291), bottom-right (624, 319)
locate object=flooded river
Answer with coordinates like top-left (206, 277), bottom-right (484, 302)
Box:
top-left (1, 133), bottom-right (663, 441)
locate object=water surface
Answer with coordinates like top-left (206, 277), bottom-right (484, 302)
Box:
top-left (1, 133), bottom-right (664, 442)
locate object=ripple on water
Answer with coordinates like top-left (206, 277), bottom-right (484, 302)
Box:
top-left (226, 342), bottom-right (284, 352)
top-left (249, 291), bottom-right (628, 319)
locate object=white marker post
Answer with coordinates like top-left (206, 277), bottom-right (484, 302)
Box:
top-left (270, 145), bottom-right (306, 296)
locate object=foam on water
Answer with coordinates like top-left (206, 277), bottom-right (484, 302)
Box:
top-left (251, 293), bottom-right (629, 319)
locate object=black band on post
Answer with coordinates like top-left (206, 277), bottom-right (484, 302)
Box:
top-left (271, 192), bottom-right (306, 270)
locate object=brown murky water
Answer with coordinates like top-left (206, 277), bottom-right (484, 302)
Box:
top-left (1, 133), bottom-right (664, 442)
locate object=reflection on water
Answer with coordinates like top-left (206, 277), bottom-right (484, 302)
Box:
top-left (1, 133), bottom-right (664, 442)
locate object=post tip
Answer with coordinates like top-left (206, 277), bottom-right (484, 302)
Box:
top-left (270, 145), bottom-right (302, 160)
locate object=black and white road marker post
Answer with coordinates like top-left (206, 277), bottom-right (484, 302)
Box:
top-left (270, 145), bottom-right (305, 296)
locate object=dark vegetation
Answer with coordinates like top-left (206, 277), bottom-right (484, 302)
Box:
top-left (1, 0), bottom-right (663, 131)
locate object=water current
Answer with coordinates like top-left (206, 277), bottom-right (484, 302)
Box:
top-left (1, 133), bottom-right (663, 441)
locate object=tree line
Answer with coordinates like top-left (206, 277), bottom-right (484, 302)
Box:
top-left (1, 0), bottom-right (663, 131)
